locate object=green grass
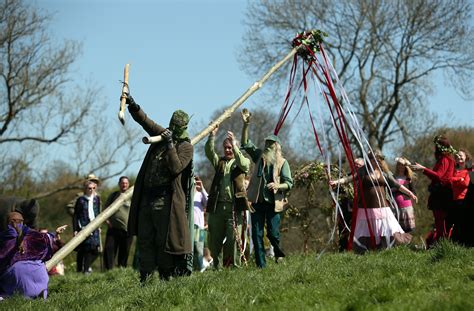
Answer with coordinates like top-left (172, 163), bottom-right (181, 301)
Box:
top-left (2, 240), bottom-right (474, 310)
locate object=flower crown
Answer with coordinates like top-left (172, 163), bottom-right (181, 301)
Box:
top-left (434, 136), bottom-right (457, 155)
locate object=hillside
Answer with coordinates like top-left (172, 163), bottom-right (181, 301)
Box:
top-left (2, 240), bottom-right (474, 310)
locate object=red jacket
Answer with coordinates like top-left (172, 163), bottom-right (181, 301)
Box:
top-left (450, 169), bottom-right (470, 201)
top-left (423, 155), bottom-right (455, 187)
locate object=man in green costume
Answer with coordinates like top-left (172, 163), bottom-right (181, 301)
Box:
top-left (240, 109), bottom-right (293, 268)
top-left (205, 126), bottom-right (250, 268)
top-left (125, 94), bottom-right (194, 282)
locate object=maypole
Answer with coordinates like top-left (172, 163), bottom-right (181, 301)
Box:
top-left (45, 40), bottom-right (307, 271)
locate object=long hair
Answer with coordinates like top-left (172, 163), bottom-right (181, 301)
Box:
top-left (263, 142), bottom-right (283, 166)
top-left (396, 158), bottom-right (414, 181)
top-left (434, 134), bottom-right (456, 159)
top-left (368, 150), bottom-right (389, 173)
top-left (458, 148), bottom-right (473, 170)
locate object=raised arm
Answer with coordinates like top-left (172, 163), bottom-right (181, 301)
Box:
top-left (241, 109), bottom-right (251, 146)
top-left (205, 125), bottom-right (220, 169)
top-left (228, 131), bottom-right (250, 173)
top-left (412, 157), bottom-right (454, 185)
top-left (126, 94), bottom-right (166, 136)
top-left (385, 173), bottom-right (418, 203)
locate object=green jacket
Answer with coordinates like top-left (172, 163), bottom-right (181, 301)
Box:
top-left (205, 135), bottom-right (250, 213)
top-left (242, 140), bottom-right (293, 212)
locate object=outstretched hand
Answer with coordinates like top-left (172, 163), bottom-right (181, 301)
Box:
top-left (227, 131), bottom-right (235, 145)
top-left (55, 225), bottom-right (67, 240)
top-left (210, 124), bottom-right (219, 136)
top-left (410, 162), bottom-right (425, 172)
top-left (241, 108), bottom-right (252, 124)
top-left (123, 93), bottom-right (135, 106)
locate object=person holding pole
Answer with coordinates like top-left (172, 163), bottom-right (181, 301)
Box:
top-left (205, 126), bottom-right (250, 268)
top-left (125, 94), bottom-right (194, 283)
top-left (240, 110), bottom-right (293, 268)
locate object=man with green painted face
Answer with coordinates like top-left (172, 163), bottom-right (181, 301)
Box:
top-left (240, 109), bottom-right (293, 268)
top-left (125, 94), bottom-right (194, 282)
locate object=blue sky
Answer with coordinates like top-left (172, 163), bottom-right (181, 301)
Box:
top-left (33, 0), bottom-right (473, 178)
top-left (37, 0), bottom-right (472, 127)
top-left (38, 0), bottom-right (258, 132)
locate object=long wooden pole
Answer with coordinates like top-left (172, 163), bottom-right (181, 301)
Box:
top-left (45, 47), bottom-right (298, 271)
top-left (118, 64), bottom-right (130, 125)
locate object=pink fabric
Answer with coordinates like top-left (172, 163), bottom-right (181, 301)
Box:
top-left (394, 178), bottom-right (413, 208)
top-left (354, 207), bottom-right (404, 245)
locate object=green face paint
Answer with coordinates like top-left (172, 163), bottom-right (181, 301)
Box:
top-left (168, 110), bottom-right (190, 141)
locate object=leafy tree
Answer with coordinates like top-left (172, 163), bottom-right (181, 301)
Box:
top-left (239, 0), bottom-right (474, 150)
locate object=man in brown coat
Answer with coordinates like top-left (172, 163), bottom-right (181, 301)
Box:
top-left (126, 94), bottom-right (194, 282)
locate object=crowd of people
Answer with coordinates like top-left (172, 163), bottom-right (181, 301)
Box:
top-left (0, 94), bottom-right (472, 299)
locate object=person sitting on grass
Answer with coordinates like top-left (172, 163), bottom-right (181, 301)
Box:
top-left (0, 212), bottom-right (66, 300)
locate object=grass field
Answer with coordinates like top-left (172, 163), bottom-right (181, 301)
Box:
top-left (2, 240), bottom-right (474, 310)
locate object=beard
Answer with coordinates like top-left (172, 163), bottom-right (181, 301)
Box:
top-left (262, 148), bottom-right (276, 165)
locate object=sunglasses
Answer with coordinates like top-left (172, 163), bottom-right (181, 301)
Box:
top-left (88, 187), bottom-right (96, 190)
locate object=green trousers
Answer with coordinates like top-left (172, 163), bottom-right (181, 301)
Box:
top-left (207, 202), bottom-right (243, 268)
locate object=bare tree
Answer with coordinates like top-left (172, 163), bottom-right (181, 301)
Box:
top-left (194, 107), bottom-right (294, 186)
top-left (0, 0), bottom-right (141, 198)
top-left (0, 0), bottom-right (83, 144)
top-left (239, 0), bottom-right (474, 150)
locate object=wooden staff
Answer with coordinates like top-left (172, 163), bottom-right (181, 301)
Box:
top-left (118, 64), bottom-right (130, 125)
top-left (45, 47), bottom-right (299, 271)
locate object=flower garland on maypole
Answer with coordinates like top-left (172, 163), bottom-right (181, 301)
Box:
top-left (274, 30), bottom-right (379, 251)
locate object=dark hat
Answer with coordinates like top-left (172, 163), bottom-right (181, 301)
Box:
top-left (169, 110), bottom-right (190, 127)
top-left (264, 134), bottom-right (281, 145)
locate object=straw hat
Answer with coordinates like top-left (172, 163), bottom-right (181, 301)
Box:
top-left (86, 174), bottom-right (100, 185)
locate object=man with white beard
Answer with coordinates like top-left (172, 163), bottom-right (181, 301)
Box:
top-left (240, 110), bottom-right (293, 268)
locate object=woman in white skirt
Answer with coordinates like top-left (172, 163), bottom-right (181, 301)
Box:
top-left (331, 151), bottom-right (417, 253)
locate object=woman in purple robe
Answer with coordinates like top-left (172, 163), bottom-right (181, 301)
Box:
top-left (0, 212), bottom-right (65, 299)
